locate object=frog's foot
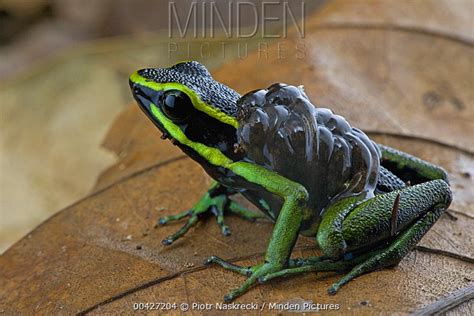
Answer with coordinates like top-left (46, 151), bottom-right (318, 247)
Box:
top-left (205, 255), bottom-right (331, 277)
top-left (205, 254), bottom-right (371, 301)
top-left (157, 194), bottom-right (263, 245)
top-left (256, 256), bottom-right (363, 291)
top-left (205, 256), bottom-right (282, 302)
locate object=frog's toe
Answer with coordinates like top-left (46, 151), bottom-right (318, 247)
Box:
top-left (156, 209), bottom-right (192, 226)
top-left (205, 255), bottom-right (253, 276)
top-left (327, 285), bottom-right (339, 295)
top-left (227, 201), bottom-right (264, 222)
top-left (223, 277), bottom-right (257, 302)
top-left (223, 290), bottom-right (242, 303)
top-left (161, 215), bottom-right (198, 245)
top-left (258, 265), bottom-right (320, 284)
top-left (223, 270), bottom-right (269, 301)
top-left (222, 263), bottom-right (282, 301)
top-left (210, 205), bottom-right (232, 236)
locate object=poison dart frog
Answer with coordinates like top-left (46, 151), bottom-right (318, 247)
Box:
top-left (129, 61), bottom-right (452, 302)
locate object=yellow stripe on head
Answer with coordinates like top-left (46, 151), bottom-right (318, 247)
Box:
top-left (129, 72), bottom-right (239, 128)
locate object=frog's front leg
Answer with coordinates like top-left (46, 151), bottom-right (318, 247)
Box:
top-left (206, 162), bottom-right (309, 302)
top-left (260, 179), bottom-right (452, 295)
top-left (158, 181), bottom-right (263, 245)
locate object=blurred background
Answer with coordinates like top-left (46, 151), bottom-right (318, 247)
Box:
top-left (0, 0), bottom-right (325, 252)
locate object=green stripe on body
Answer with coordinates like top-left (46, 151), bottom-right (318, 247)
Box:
top-left (150, 102), bottom-right (306, 199)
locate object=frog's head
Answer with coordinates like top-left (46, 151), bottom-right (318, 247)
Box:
top-left (129, 61), bottom-right (242, 161)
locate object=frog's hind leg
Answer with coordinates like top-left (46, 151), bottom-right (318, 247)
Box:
top-left (322, 180), bottom-right (451, 294)
top-left (227, 200), bottom-right (265, 221)
top-left (378, 144), bottom-right (449, 184)
top-left (259, 180), bottom-right (452, 294)
top-left (158, 181), bottom-right (262, 245)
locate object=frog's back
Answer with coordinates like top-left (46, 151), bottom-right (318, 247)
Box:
top-left (236, 84), bottom-right (380, 233)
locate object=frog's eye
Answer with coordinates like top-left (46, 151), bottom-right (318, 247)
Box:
top-left (161, 90), bottom-right (193, 122)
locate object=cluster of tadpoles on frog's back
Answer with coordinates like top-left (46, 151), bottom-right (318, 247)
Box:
top-left (160, 131), bottom-right (178, 145)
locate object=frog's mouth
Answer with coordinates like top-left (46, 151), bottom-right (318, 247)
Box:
top-left (129, 80), bottom-right (173, 141)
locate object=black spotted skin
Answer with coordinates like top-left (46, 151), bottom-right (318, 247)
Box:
top-left (137, 61), bottom-right (240, 117)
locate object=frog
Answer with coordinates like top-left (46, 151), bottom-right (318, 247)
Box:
top-left (129, 61), bottom-right (452, 302)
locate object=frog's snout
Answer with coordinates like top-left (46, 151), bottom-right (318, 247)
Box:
top-left (129, 79), bottom-right (163, 114)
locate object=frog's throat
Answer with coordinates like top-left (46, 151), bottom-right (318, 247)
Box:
top-left (150, 102), bottom-right (234, 167)
top-left (130, 72), bottom-right (239, 128)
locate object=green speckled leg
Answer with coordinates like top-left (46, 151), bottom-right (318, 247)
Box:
top-left (322, 179), bottom-right (452, 293)
top-left (378, 144), bottom-right (449, 183)
top-left (158, 181), bottom-right (262, 245)
top-left (326, 205), bottom-right (446, 294)
top-left (259, 180), bottom-right (452, 295)
top-left (205, 161), bottom-right (309, 302)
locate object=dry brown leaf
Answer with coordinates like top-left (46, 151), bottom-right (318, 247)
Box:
top-left (212, 26), bottom-right (473, 152)
top-left (1, 108), bottom-right (472, 314)
top-left (308, 0), bottom-right (474, 43)
top-left (1, 1), bottom-right (473, 315)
